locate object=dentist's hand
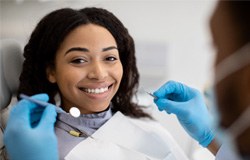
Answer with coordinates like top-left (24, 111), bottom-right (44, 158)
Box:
top-left (154, 81), bottom-right (214, 147)
top-left (3, 93), bottom-right (58, 160)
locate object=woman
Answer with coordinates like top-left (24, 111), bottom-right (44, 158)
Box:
top-left (4, 7), bottom-right (187, 160)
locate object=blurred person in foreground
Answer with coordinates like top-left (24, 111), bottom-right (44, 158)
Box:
top-left (154, 1), bottom-right (250, 160)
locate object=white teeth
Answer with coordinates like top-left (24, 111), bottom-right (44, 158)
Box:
top-left (84, 87), bottom-right (108, 94)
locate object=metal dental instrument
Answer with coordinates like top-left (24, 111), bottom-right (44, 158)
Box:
top-left (20, 93), bottom-right (65, 115)
top-left (20, 94), bottom-right (94, 138)
top-left (140, 87), bottom-right (158, 100)
top-left (56, 118), bottom-right (94, 139)
top-left (145, 91), bottom-right (158, 100)
top-left (20, 94), bottom-right (81, 117)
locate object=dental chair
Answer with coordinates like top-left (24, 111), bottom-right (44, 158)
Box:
top-left (0, 39), bottom-right (23, 159)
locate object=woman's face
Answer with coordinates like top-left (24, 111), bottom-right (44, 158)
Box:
top-left (47, 24), bottom-right (123, 114)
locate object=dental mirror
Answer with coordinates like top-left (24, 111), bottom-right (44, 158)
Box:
top-left (69, 107), bottom-right (81, 118)
top-left (20, 94), bottom-right (81, 118)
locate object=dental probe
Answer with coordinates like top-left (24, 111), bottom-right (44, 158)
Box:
top-left (145, 91), bottom-right (158, 100)
top-left (141, 87), bottom-right (158, 100)
top-left (19, 94), bottom-right (81, 118)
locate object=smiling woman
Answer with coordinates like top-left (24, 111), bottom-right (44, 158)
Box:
top-left (18, 7), bottom-right (146, 118)
top-left (3, 7), bottom-right (188, 160)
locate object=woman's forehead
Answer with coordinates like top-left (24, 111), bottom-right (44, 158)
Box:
top-left (58, 24), bottom-right (117, 54)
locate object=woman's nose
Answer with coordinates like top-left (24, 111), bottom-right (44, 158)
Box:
top-left (87, 61), bottom-right (107, 80)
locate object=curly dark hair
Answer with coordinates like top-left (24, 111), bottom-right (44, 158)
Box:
top-left (18, 7), bottom-right (150, 118)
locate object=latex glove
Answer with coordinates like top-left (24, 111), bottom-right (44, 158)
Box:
top-left (3, 93), bottom-right (58, 160)
top-left (153, 80), bottom-right (214, 147)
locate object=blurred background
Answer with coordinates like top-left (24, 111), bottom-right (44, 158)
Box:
top-left (1, 0), bottom-right (217, 159)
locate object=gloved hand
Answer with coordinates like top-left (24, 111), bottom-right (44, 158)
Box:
top-left (153, 80), bottom-right (214, 147)
top-left (3, 93), bottom-right (59, 160)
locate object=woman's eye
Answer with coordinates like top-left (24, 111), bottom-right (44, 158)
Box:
top-left (105, 56), bottom-right (117, 61)
top-left (71, 58), bottom-right (86, 64)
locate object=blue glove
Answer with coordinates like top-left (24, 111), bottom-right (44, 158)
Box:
top-left (153, 81), bottom-right (214, 147)
top-left (3, 93), bottom-right (59, 160)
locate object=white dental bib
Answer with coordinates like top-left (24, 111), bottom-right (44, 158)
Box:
top-left (65, 112), bottom-right (188, 160)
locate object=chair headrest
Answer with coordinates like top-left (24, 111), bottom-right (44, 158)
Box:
top-left (0, 39), bottom-right (23, 110)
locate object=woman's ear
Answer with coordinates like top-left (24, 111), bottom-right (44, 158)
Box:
top-left (46, 67), bottom-right (57, 83)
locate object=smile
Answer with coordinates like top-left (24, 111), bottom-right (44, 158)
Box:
top-left (79, 84), bottom-right (113, 94)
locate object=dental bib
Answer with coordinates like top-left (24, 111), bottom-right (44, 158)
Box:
top-left (65, 112), bottom-right (187, 160)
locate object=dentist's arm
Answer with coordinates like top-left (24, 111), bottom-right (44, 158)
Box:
top-left (3, 94), bottom-right (58, 160)
top-left (153, 81), bottom-right (219, 154)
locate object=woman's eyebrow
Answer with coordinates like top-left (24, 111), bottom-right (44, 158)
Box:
top-left (102, 46), bottom-right (118, 52)
top-left (65, 47), bottom-right (89, 55)
top-left (65, 46), bottom-right (118, 55)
